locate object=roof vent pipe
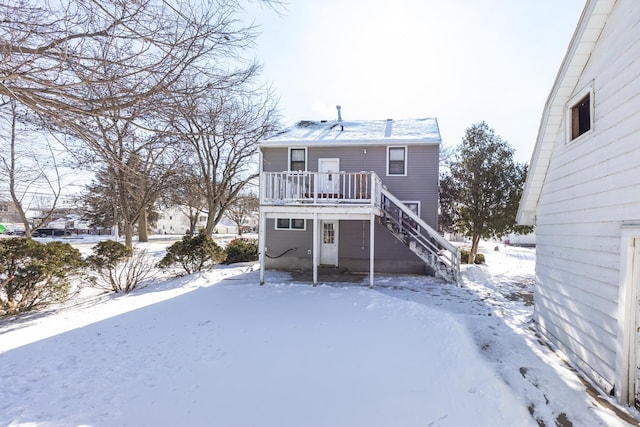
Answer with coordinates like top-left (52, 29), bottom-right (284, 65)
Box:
top-left (336, 105), bottom-right (342, 122)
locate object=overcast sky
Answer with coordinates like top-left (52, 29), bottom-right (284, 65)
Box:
top-left (243, 0), bottom-right (586, 163)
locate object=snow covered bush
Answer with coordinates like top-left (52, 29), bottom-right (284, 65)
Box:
top-left (0, 238), bottom-right (83, 315)
top-left (158, 232), bottom-right (226, 275)
top-left (459, 248), bottom-right (485, 264)
top-left (224, 238), bottom-right (258, 264)
top-left (85, 240), bottom-right (156, 293)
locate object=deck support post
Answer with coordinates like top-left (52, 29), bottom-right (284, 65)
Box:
top-left (259, 210), bottom-right (266, 285)
top-left (313, 213), bottom-right (319, 286)
top-left (370, 213), bottom-right (375, 288)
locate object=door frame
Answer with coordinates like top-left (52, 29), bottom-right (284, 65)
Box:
top-left (319, 220), bottom-right (339, 266)
top-left (318, 158), bottom-right (340, 196)
top-left (616, 226), bottom-right (640, 405)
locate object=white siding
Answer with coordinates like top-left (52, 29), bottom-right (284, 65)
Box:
top-left (535, 0), bottom-right (640, 389)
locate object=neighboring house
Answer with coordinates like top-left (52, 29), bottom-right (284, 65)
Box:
top-left (155, 207), bottom-right (238, 235)
top-left (258, 111), bottom-right (459, 287)
top-left (47, 213), bottom-right (93, 233)
top-left (504, 231), bottom-right (536, 247)
top-left (517, 0), bottom-right (640, 408)
top-left (0, 199), bottom-right (21, 224)
top-left (30, 208), bottom-right (96, 234)
top-left (214, 217), bottom-right (239, 235)
top-left (156, 206), bottom-right (208, 235)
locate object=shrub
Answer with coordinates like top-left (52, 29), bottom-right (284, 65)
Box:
top-left (459, 248), bottom-right (470, 264)
top-left (86, 240), bottom-right (131, 270)
top-left (458, 248), bottom-right (485, 264)
top-left (224, 238), bottom-right (258, 264)
top-left (85, 240), bottom-right (155, 294)
top-left (158, 232), bottom-right (226, 275)
top-left (0, 238), bottom-right (83, 315)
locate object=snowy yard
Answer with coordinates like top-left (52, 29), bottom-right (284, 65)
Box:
top-left (0, 239), bottom-right (638, 426)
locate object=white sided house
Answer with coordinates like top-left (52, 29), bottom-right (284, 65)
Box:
top-left (258, 112), bottom-right (459, 288)
top-left (155, 207), bottom-right (238, 235)
top-left (518, 0), bottom-right (640, 408)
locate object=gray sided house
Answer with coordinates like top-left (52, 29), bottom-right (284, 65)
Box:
top-left (518, 0), bottom-right (640, 408)
top-left (258, 116), bottom-right (459, 287)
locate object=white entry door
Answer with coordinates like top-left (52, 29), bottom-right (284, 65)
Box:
top-left (318, 158), bottom-right (340, 196)
top-left (320, 220), bottom-right (339, 266)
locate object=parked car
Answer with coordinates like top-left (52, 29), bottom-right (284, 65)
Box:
top-left (32, 228), bottom-right (70, 237)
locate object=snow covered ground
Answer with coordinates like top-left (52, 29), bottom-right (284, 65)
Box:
top-left (0, 238), bottom-right (638, 426)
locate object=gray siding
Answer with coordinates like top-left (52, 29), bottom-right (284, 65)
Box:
top-left (261, 144), bottom-right (439, 228)
top-left (264, 219), bottom-right (424, 273)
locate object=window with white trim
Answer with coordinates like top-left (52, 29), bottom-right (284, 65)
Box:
top-left (401, 201), bottom-right (421, 231)
top-left (402, 201), bottom-right (420, 216)
top-left (289, 148), bottom-right (307, 171)
top-left (567, 83), bottom-right (594, 142)
top-left (387, 146), bottom-right (407, 175)
top-left (275, 218), bottom-right (306, 230)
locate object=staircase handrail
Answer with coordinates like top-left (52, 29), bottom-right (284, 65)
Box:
top-left (380, 187), bottom-right (457, 254)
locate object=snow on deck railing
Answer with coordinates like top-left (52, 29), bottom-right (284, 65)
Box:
top-left (261, 171), bottom-right (381, 207)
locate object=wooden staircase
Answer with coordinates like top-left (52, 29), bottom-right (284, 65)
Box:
top-left (380, 188), bottom-right (460, 283)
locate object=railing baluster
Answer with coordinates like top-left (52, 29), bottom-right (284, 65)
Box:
top-left (342, 173), bottom-right (346, 199)
top-left (262, 171), bottom-right (383, 205)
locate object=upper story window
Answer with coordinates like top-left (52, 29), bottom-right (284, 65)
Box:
top-left (387, 146), bottom-right (407, 176)
top-left (571, 95), bottom-right (591, 139)
top-left (567, 82), bottom-right (594, 142)
top-left (289, 148), bottom-right (306, 171)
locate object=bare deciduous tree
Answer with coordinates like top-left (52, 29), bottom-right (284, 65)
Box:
top-left (0, 99), bottom-right (67, 238)
top-left (0, 0), bottom-right (266, 126)
top-left (169, 87), bottom-right (278, 235)
top-left (226, 193), bottom-right (258, 235)
top-left (161, 170), bottom-right (208, 235)
top-left (1, 0), bottom-right (280, 245)
top-left (77, 120), bottom-right (181, 248)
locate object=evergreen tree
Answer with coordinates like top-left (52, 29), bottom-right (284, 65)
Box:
top-left (440, 122), bottom-right (533, 262)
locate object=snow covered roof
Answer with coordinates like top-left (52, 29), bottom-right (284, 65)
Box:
top-left (260, 117), bottom-right (441, 147)
top-left (517, 0), bottom-right (616, 225)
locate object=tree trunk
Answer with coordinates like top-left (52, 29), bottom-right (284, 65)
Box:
top-left (469, 233), bottom-right (481, 263)
top-left (124, 222), bottom-right (134, 249)
top-left (138, 211), bottom-right (148, 242)
top-left (189, 214), bottom-right (197, 235)
top-left (204, 198), bottom-right (219, 235)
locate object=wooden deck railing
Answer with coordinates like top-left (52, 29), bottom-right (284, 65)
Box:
top-left (261, 171), bottom-right (382, 207)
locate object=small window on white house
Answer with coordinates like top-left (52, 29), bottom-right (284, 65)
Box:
top-left (567, 83), bottom-right (594, 142)
top-left (275, 218), bottom-right (306, 230)
top-left (571, 94), bottom-right (591, 139)
top-left (387, 146), bottom-right (407, 175)
top-left (289, 148), bottom-right (306, 171)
